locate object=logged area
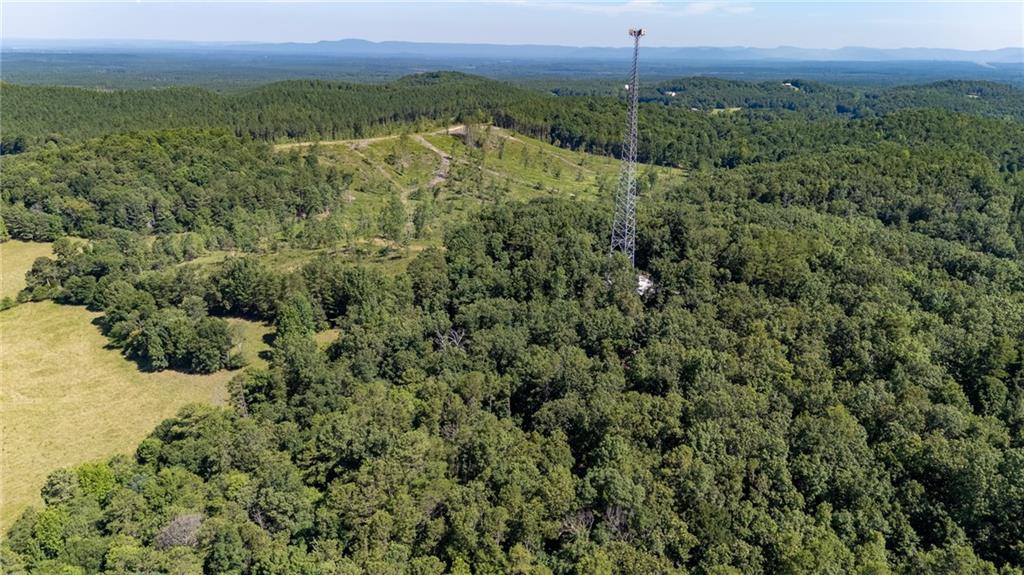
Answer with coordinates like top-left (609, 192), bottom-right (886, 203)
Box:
top-left (1, 71), bottom-right (1023, 574)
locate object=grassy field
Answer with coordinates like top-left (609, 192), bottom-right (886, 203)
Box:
top-left (0, 237), bottom-right (273, 530)
top-left (269, 125), bottom-right (683, 274)
top-left (1, 241), bottom-right (53, 300)
top-left (0, 242), bottom-right (280, 530)
top-left (0, 300), bottom-right (264, 527)
top-left (0, 302), bottom-right (248, 529)
top-left (228, 317), bottom-right (273, 370)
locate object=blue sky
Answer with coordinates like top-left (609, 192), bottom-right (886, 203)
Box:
top-left (3, 1), bottom-right (1022, 50)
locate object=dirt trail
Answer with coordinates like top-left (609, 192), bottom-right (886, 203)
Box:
top-left (273, 125), bottom-right (468, 209)
top-left (273, 125), bottom-right (465, 152)
top-left (274, 134), bottom-right (391, 151)
top-left (412, 134), bottom-right (453, 187)
top-left (276, 124), bottom-right (562, 201)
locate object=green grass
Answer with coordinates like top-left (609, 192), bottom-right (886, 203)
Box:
top-left (0, 237), bottom-right (274, 530)
top-left (1, 241), bottom-right (53, 300)
top-left (0, 302), bottom-right (246, 530)
top-left (261, 126), bottom-right (684, 275)
top-left (357, 134), bottom-right (443, 189)
top-left (228, 317), bottom-right (273, 370)
top-left (315, 328), bottom-right (341, 350)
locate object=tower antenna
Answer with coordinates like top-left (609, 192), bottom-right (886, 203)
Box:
top-left (610, 27), bottom-right (645, 267)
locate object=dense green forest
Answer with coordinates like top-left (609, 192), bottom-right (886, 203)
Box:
top-left (2, 74), bottom-right (1024, 574)
top-left (0, 73), bottom-right (513, 145)
top-left (1, 130), bottom-right (340, 244)
top-left (3, 74), bottom-right (1023, 150)
top-left (496, 97), bottom-right (1024, 169)
top-left (547, 78), bottom-right (1024, 120)
top-left (4, 199), bottom-right (1023, 574)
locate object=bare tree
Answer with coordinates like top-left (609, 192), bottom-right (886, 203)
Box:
top-left (434, 328), bottom-right (466, 351)
top-left (604, 504), bottom-right (633, 541)
top-left (154, 513), bottom-right (203, 549)
top-left (560, 509), bottom-right (594, 541)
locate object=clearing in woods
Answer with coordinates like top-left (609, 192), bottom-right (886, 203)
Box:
top-left (217, 125), bottom-right (683, 276)
top-left (285, 125), bottom-right (679, 241)
top-left (0, 243), bottom-right (271, 530)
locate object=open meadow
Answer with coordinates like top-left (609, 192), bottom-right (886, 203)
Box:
top-left (0, 302), bottom-right (240, 529)
top-left (1, 241), bottom-right (53, 300)
top-left (0, 242), bottom-right (272, 529)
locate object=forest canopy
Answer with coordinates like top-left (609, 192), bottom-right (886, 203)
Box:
top-left (2, 73), bottom-right (1024, 574)
top-left (3, 74), bottom-right (1023, 149)
top-left (4, 196), bottom-right (1023, 574)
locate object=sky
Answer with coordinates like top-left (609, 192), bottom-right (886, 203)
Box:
top-left (2, 1), bottom-right (1022, 50)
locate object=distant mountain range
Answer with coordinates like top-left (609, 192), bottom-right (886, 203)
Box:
top-left (5, 38), bottom-right (1023, 64)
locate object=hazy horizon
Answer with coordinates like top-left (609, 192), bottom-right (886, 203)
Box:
top-left (5, 37), bottom-right (1023, 52)
top-left (3, 1), bottom-right (1022, 51)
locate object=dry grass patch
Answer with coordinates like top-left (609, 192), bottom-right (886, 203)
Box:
top-left (1, 241), bottom-right (53, 300)
top-left (0, 302), bottom-right (237, 530)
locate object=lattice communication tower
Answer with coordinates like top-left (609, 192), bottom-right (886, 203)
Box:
top-left (609, 27), bottom-right (645, 266)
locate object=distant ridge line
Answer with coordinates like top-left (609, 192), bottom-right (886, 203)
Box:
top-left (5, 38), bottom-right (1023, 64)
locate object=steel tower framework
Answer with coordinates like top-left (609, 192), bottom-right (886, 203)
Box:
top-left (610, 28), bottom-right (645, 266)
